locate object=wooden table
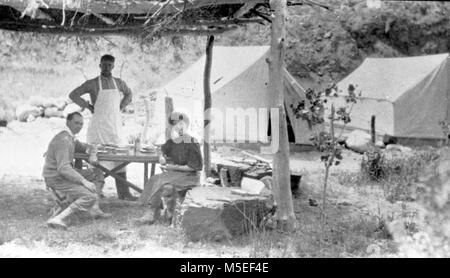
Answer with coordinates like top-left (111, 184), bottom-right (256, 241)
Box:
top-left (74, 152), bottom-right (159, 193)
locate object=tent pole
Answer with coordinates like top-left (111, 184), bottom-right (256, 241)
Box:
top-left (371, 115), bottom-right (376, 144)
top-left (268, 0), bottom-right (296, 231)
top-left (203, 35), bottom-right (214, 177)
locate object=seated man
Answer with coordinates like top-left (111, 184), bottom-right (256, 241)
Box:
top-left (134, 112), bottom-right (203, 225)
top-left (43, 112), bottom-right (111, 229)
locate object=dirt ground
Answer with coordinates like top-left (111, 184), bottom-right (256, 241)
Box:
top-left (0, 117), bottom-right (416, 257)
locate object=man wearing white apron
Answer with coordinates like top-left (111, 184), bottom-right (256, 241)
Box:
top-left (69, 54), bottom-right (137, 201)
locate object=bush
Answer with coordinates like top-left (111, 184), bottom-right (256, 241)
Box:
top-left (391, 148), bottom-right (450, 257)
top-left (361, 146), bottom-right (439, 202)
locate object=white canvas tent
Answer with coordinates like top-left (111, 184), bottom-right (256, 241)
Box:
top-left (149, 46), bottom-right (313, 145)
top-left (325, 53), bottom-right (450, 144)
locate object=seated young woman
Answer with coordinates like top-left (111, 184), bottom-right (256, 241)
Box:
top-left (134, 111), bottom-right (203, 225)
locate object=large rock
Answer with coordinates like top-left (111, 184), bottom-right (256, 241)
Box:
top-left (180, 186), bottom-right (273, 242)
top-left (345, 130), bottom-right (372, 153)
top-left (383, 144), bottom-right (414, 160)
top-left (42, 97), bottom-right (58, 108)
top-left (55, 98), bottom-right (68, 111)
top-left (63, 103), bottom-right (82, 118)
top-left (15, 104), bottom-right (43, 122)
top-left (27, 96), bottom-right (46, 107)
top-left (42, 97), bottom-right (67, 110)
top-left (44, 107), bottom-right (64, 118)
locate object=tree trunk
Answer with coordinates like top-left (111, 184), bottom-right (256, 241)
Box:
top-left (268, 0), bottom-right (296, 232)
top-left (203, 35), bottom-right (214, 177)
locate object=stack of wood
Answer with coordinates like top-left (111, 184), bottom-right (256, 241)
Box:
top-left (212, 151), bottom-right (272, 187)
top-left (212, 150), bottom-right (301, 195)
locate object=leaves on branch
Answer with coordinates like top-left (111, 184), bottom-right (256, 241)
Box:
top-left (290, 83), bottom-right (359, 167)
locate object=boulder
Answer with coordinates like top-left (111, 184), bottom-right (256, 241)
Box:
top-left (26, 114), bottom-right (36, 122)
top-left (16, 104), bottom-right (42, 122)
top-left (55, 98), bottom-right (68, 110)
top-left (385, 144), bottom-right (412, 153)
top-left (375, 140), bottom-right (385, 148)
top-left (345, 130), bottom-right (372, 153)
top-left (383, 144), bottom-right (414, 160)
top-left (180, 187), bottom-right (273, 242)
top-left (27, 96), bottom-right (46, 107)
top-left (63, 103), bottom-right (82, 118)
top-left (44, 107), bottom-right (64, 118)
top-left (42, 97), bottom-right (68, 110)
top-left (42, 98), bottom-right (58, 108)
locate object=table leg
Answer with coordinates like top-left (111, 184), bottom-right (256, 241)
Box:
top-left (144, 163), bottom-right (149, 186)
top-left (103, 162), bottom-right (130, 178)
top-left (94, 163), bottom-right (143, 193)
top-left (83, 159), bottom-right (142, 193)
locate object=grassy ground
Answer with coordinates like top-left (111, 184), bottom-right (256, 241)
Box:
top-left (0, 174), bottom-right (253, 257)
top-left (0, 170), bottom-right (401, 258)
top-left (1, 114), bottom-right (444, 257)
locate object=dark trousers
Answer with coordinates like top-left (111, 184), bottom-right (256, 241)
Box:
top-left (115, 171), bottom-right (133, 199)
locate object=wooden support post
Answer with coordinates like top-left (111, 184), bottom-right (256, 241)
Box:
top-left (203, 35), bottom-right (214, 178)
top-left (371, 115), bottom-right (376, 144)
top-left (165, 96), bottom-right (174, 141)
top-left (151, 163), bottom-right (156, 176)
top-left (144, 162), bottom-right (149, 186)
top-left (268, 0), bottom-right (296, 231)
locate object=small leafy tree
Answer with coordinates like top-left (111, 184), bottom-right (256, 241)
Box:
top-left (291, 83), bottom-right (359, 234)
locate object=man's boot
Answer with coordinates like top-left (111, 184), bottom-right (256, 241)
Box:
top-left (132, 208), bottom-right (158, 226)
top-left (47, 207), bottom-right (75, 230)
top-left (90, 200), bottom-right (112, 219)
top-left (115, 172), bottom-right (138, 201)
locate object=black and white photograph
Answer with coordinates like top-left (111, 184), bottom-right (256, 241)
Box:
top-left (0, 0), bottom-right (449, 260)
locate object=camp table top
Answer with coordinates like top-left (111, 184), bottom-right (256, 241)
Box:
top-left (74, 151), bottom-right (159, 194)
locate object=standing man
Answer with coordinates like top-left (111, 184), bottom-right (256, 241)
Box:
top-left (69, 54), bottom-right (137, 201)
top-left (43, 112), bottom-right (111, 229)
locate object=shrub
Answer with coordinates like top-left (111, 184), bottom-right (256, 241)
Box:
top-left (361, 146), bottom-right (439, 202)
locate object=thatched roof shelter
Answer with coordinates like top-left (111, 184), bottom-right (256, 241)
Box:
top-left (0, 0), bottom-right (327, 37)
top-left (0, 0), bottom-right (275, 36)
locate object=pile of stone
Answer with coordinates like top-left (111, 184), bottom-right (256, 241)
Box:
top-left (14, 96), bottom-right (82, 122)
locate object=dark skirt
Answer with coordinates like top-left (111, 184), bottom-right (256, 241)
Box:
top-left (139, 170), bottom-right (200, 205)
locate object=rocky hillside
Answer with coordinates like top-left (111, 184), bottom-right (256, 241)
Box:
top-left (1, 0), bottom-right (450, 100)
top-left (218, 0), bottom-right (450, 87)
